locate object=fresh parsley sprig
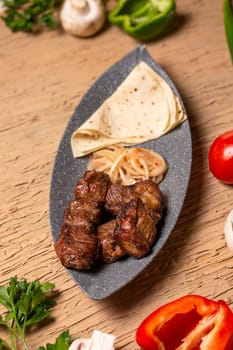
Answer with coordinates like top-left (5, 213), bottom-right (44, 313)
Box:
top-left (1, 0), bottom-right (63, 32)
top-left (0, 276), bottom-right (66, 350)
top-left (38, 330), bottom-right (71, 350)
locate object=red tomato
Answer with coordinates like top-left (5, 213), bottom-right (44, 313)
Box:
top-left (208, 130), bottom-right (233, 184)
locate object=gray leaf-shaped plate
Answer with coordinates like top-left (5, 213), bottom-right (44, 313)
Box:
top-left (49, 45), bottom-right (192, 300)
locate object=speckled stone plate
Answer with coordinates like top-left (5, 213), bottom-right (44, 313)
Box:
top-left (49, 45), bottom-right (192, 300)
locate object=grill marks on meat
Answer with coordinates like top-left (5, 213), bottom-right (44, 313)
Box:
top-left (97, 220), bottom-right (126, 263)
top-left (55, 170), bottom-right (110, 270)
top-left (74, 170), bottom-right (110, 204)
top-left (134, 180), bottom-right (163, 222)
top-left (104, 185), bottom-right (135, 216)
top-left (105, 179), bottom-right (163, 221)
top-left (68, 199), bottom-right (102, 226)
top-left (54, 171), bottom-right (164, 270)
top-left (116, 198), bottom-right (156, 258)
top-left (55, 224), bottom-right (99, 270)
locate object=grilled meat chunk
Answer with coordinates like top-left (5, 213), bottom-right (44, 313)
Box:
top-left (55, 171), bottom-right (110, 270)
top-left (55, 224), bottom-right (99, 270)
top-left (63, 208), bottom-right (95, 232)
top-left (104, 184), bottom-right (135, 216)
top-left (116, 198), bottom-right (156, 258)
top-left (74, 170), bottom-right (110, 204)
top-left (55, 170), bottom-right (165, 270)
top-left (69, 199), bottom-right (102, 225)
top-left (105, 179), bottom-right (163, 221)
top-left (97, 219), bottom-right (126, 263)
top-left (134, 180), bottom-right (163, 221)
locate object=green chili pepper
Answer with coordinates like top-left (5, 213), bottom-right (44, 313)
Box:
top-left (223, 0), bottom-right (233, 63)
top-left (108, 0), bottom-right (176, 41)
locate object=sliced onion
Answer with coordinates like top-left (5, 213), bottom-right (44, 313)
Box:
top-left (224, 210), bottom-right (233, 252)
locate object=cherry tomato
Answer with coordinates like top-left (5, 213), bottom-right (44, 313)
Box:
top-left (208, 130), bottom-right (233, 184)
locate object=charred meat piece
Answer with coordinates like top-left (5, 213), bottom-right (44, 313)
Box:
top-left (97, 219), bottom-right (126, 263)
top-left (134, 180), bottom-right (163, 222)
top-left (63, 208), bottom-right (95, 232)
top-left (116, 198), bottom-right (156, 258)
top-left (55, 170), bottom-right (164, 270)
top-left (105, 179), bottom-right (163, 221)
top-left (74, 170), bottom-right (110, 205)
top-left (55, 171), bottom-right (110, 271)
top-left (69, 199), bottom-right (102, 225)
top-left (104, 184), bottom-right (135, 216)
top-left (54, 224), bottom-right (99, 270)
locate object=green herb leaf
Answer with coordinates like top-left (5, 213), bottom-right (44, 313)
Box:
top-left (0, 276), bottom-right (57, 350)
top-left (38, 330), bottom-right (71, 350)
top-left (0, 315), bottom-right (7, 326)
top-left (40, 12), bottom-right (56, 28)
top-left (1, 0), bottom-right (63, 32)
top-left (223, 0), bottom-right (233, 62)
top-left (0, 286), bottom-right (11, 309)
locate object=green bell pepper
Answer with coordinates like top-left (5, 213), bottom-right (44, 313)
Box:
top-left (223, 0), bottom-right (233, 63)
top-left (108, 0), bottom-right (176, 41)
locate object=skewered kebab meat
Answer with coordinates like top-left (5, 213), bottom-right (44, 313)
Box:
top-left (54, 171), bottom-right (164, 270)
top-left (99, 180), bottom-right (163, 261)
top-left (55, 223), bottom-right (99, 270)
top-left (55, 170), bottom-right (110, 270)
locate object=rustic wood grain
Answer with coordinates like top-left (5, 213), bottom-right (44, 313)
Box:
top-left (0, 0), bottom-right (233, 348)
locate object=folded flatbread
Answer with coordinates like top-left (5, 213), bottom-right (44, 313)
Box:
top-left (71, 61), bottom-right (187, 157)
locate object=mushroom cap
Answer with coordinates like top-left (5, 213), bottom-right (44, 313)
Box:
top-left (60, 0), bottom-right (106, 37)
top-left (0, 0), bottom-right (6, 15)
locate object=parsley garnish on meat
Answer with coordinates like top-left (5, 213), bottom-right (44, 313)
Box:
top-left (0, 276), bottom-right (70, 350)
top-left (1, 0), bottom-right (62, 32)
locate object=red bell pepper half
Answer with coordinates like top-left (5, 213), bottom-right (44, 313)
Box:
top-left (136, 294), bottom-right (233, 350)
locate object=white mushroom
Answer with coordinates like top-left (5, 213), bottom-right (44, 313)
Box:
top-left (60, 0), bottom-right (106, 37)
top-left (68, 330), bottom-right (116, 350)
top-left (0, 0), bottom-right (6, 16)
top-left (224, 209), bottom-right (233, 252)
top-left (68, 338), bottom-right (91, 350)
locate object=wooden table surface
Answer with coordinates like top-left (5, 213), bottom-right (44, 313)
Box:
top-left (1, 0), bottom-right (233, 348)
